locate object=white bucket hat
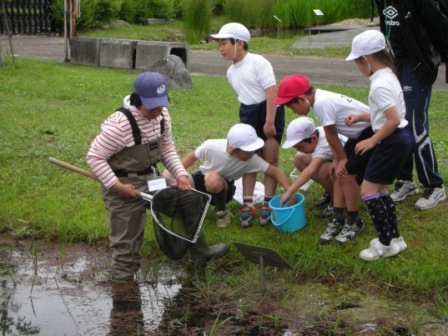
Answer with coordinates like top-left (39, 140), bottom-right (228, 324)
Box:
top-left (210, 22), bottom-right (251, 42)
top-left (227, 123), bottom-right (264, 152)
top-left (282, 117), bottom-right (316, 149)
top-left (346, 29), bottom-right (386, 61)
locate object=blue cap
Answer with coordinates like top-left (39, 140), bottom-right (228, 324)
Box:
top-left (133, 72), bottom-right (169, 110)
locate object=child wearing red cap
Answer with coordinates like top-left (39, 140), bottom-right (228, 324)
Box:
top-left (273, 75), bottom-right (374, 245)
top-left (210, 23), bottom-right (285, 228)
top-left (346, 30), bottom-right (412, 261)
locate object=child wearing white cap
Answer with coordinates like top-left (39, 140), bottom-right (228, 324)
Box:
top-left (346, 29), bottom-right (413, 261)
top-left (164, 123), bottom-right (295, 228)
top-left (210, 23), bottom-right (285, 228)
top-left (279, 117), bottom-right (347, 218)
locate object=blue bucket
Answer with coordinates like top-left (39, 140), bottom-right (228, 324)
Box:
top-left (269, 193), bottom-right (306, 233)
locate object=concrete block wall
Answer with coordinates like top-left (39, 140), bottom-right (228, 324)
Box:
top-left (70, 37), bottom-right (101, 67)
top-left (69, 37), bottom-right (188, 70)
top-left (99, 39), bottom-right (137, 69)
top-left (135, 41), bottom-right (188, 70)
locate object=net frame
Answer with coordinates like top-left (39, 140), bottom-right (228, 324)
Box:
top-left (141, 188), bottom-right (211, 244)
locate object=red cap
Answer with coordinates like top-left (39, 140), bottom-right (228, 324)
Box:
top-left (273, 75), bottom-right (310, 105)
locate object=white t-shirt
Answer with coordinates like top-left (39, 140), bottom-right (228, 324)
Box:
top-left (369, 67), bottom-right (408, 132)
top-left (313, 89), bottom-right (371, 139)
top-left (312, 127), bottom-right (348, 161)
top-left (227, 53), bottom-right (277, 105)
top-left (195, 139), bottom-right (269, 181)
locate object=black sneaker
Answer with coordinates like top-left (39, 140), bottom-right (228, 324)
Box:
top-left (314, 192), bottom-right (331, 208)
top-left (334, 219), bottom-right (365, 245)
top-left (319, 218), bottom-right (344, 244)
top-left (322, 204), bottom-right (334, 218)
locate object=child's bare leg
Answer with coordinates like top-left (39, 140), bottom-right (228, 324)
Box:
top-left (204, 172), bottom-right (227, 194)
top-left (293, 153), bottom-right (312, 172)
top-left (262, 137), bottom-right (279, 197)
top-left (241, 172), bottom-right (257, 227)
top-left (340, 174), bottom-right (360, 213)
top-left (312, 161), bottom-right (333, 195)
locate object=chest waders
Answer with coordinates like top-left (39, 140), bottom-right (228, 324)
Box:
top-left (103, 109), bottom-right (227, 280)
top-left (101, 108), bottom-right (165, 281)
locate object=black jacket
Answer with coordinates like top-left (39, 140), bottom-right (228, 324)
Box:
top-left (375, 0), bottom-right (448, 88)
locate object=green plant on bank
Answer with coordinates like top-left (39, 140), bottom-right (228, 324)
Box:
top-left (53, 0), bottom-right (372, 37)
top-left (273, 0), bottom-right (373, 28)
top-left (1, 59), bottom-right (448, 321)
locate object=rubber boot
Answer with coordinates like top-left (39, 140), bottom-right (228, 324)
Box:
top-left (188, 231), bottom-right (228, 263)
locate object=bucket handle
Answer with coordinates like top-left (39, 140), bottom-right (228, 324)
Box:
top-left (271, 207), bottom-right (296, 228)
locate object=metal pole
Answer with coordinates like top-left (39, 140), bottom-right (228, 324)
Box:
top-left (64, 0), bottom-right (68, 61)
top-left (259, 255), bottom-right (266, 294)
top-left (1, 0), bottom-right (15, 65)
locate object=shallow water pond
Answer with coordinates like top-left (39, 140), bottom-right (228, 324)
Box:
top-left (1, 234), bottom-right (447, 335)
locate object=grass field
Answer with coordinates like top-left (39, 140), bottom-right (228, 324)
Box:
top-left (1, 47), bottom-right (448, 320)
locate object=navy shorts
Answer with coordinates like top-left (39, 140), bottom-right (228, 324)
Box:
top-left (192, 171), bottom-right (236, 205)
top-left (364, 128), bottom-right (413, 185)
top-left (344, 126), bottom-right (375, 185)
top-left (239, 100), bottom-right (285, 144)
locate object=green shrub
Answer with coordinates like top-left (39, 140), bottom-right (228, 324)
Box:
top-left (93, 0), bottom-right (119, 25)
top-left (149, 0), bottom-right (176, 19)
top-left (211, 0), bottom-right (225, 16)
top-left (183, 0), bottom-right (211, 44)
top-left (119, 0), bottom-right (154, 24)
top-left (51, 0), bottom-right (65, 33)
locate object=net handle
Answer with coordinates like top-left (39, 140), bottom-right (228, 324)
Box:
top-left (48, 157), bottom-right (149, 199)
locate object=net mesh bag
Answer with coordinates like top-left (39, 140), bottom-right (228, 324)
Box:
top-left (149, 188), bottom-right (211, 260)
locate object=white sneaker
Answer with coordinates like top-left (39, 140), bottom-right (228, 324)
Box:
top-left (370, 237), bottom-right (407, 253)
top-left (392, 237), bottom-right (407, 252)
top-left (390, 180), bottom-right (419, 202)
top-left (415, 186), bottom-right (446, 210)
top-left (359, 239), bottom-right (401, 261)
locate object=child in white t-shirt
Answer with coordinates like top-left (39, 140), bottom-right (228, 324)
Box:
top-left (345, 30), bottom-right (412, 261)
top-left (164, 124), bottom-right (294, 228)
top-left (210, 23), bottom-right (285, 228)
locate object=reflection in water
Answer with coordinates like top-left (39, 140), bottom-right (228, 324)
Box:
top-left (0, 241), bottom-right (184, 335)
top-left (109, 280), bottom-right (143, 335)
top-left (1, 239), bottom-right (448, 335)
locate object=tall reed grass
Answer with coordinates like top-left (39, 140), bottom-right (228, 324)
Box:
top-left (224, 0), bottom-right (276, 28)
top-left (225, 0), bottom-right (374, 29)
top-left (183, 0), bottom-right (212, 43)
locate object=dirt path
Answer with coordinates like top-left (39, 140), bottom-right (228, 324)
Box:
top-left (2, 34), bottom-right (446, 91)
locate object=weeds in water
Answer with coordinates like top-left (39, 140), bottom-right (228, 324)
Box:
top-left (209, 309), bottom-right (233, 336)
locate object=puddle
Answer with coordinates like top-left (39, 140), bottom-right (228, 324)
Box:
top-left (1, 234), bottom-right (447, 335)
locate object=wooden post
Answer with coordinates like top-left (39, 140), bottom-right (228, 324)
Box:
top-left (70, 0), bottom-right (77, 38)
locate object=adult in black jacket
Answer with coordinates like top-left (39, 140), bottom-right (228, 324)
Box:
top-left (375, 0), bottom-right (447, 210)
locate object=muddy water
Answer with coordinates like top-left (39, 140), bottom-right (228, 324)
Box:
top-left (1, 235), bottom-right (447, 335)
